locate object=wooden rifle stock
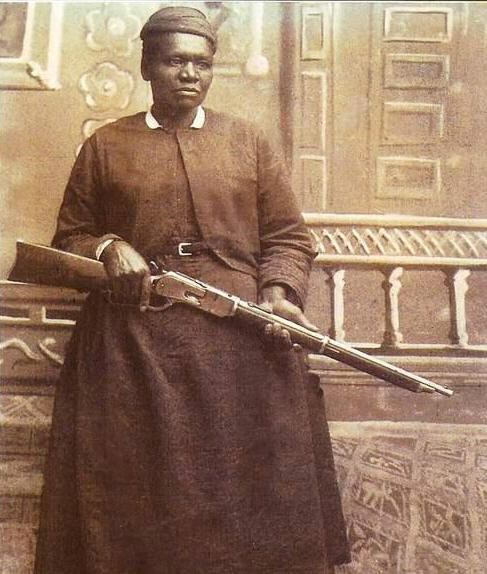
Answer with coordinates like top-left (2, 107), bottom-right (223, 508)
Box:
top-left (9, 241), bottom-right (108, 291)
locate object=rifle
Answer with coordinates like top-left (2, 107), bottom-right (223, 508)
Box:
top-left (8, 240), bottom-right (453, 397)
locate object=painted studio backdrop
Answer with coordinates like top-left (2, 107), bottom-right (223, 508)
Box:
top-left (0, 2), bottom-right (487, 573)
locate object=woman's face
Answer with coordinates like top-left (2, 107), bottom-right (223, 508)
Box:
top-left (142, 32), bottom-right (214, 114)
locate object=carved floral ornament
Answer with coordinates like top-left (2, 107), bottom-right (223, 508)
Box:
top-left (79, 62), bottom-right (134, 113)
top-left (85, 3), bottom-right (141, 57)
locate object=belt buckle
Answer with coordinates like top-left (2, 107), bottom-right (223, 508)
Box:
top-left (177, 242), bottom-right (192, 256)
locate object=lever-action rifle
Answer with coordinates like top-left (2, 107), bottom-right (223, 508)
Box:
top-left (9, 241), bottom-right (453, 397)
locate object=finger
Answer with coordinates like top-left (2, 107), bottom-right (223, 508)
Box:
top-left (293, 310), bottom-right (319, 331)
top-left (265, 323), bottom-right (292, 350)
top-left (280, 329), bottom-right (292, 349)
top-left (259, 301), bottom-right (273, 314)
top-left (270, 323), bottom-right (282, 338)
top-left (264, 322), bottom-right (289, 346)
top-left (275, 324), bottom-right (289, 344)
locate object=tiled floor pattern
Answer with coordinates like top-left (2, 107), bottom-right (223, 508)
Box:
top-left (1, 394), bottom-right (486, 573)
top-left (332, 422), bottom-right (487, 574)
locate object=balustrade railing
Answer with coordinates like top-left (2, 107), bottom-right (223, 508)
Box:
top-left (304, 213), bottom-right (487, 357)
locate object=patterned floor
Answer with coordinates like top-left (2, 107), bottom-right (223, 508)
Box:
top-left (1, 402), bottom-right (486, 573)
top-left (331, 422), bottom-right (487, 574)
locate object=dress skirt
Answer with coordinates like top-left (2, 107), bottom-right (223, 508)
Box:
top-left (34, 256), bottom-right (350, 574)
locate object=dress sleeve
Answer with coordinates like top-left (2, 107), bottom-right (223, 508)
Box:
top-left (51, 136), bottom-right (121, 259)
top-left (256, 131), bottom-right (316, 307)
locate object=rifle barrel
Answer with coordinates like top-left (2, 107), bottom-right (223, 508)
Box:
top-left (235, 300), bottom-right (453, 397)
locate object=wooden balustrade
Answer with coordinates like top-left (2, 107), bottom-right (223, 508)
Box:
top-left (382, 266), bottom-right (404, 348)
top-left (304, 213), bottom-right (487, 357)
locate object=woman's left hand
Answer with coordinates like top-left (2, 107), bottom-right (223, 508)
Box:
top-left (258, 285), bottom-right (318, 349)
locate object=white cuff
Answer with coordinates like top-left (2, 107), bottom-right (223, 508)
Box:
top-left (96, 238), bottom-right (116, 260)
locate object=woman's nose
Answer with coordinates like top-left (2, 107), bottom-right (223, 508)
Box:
top-left (180, 62), bottom-right (198, 81)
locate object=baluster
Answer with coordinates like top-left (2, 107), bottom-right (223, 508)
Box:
top-left (445, 268), bottom-right (471, 346)
top-left (382, 267), bottom-right (404, 347)
top-left (327, 269), bottom-right (346, 341)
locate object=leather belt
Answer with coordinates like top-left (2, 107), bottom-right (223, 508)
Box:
top-left (157, 241), bottom-right (211, 257)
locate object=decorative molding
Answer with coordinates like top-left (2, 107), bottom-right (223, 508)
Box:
top-left (384, 53), bottom-right (450, 90)
top-left (327, 269), bottom-right (346, 341)
top-left (301, 4), bottom-right (328, 60)
top-left (85, 4), bottom-right (141, 57)
top-left (376, 156), bottom-right (440, 200)
top-left (308, 223), bottom-right (487, 260)
top-left (446, 269), bottom-right (471, 347)
top-left (0, 337), bottom-right (64, 368)
top-left (0, 302), bottom-right (78, 327)
top-left (37, 338), bottom-right (64, 366)
top-left (300, 72), bottom-right (326, 151)
top-left (384, 6), bottom-right (453, 43)
top-left (305, 215), bottom-right (487, 275)
top-left (0, 394), bottom-right (53, 424)
top-left (26, 60), bottom-right (57, 88)
top-left (382, 267), bottom-right (404, 346)
top-left (300, 155), bottom-right (327, 212)
top-left (382, 102), bottom-right (444, 145)
top-left (304, 213), bottom-right (487, 229)
top-left (0, 284), bottom-right (79, 379)
top-left (0, 338), bottom-right (42, 365)
top-left (79, 62), bottom-right (134, 112)
top-left (0, 2), bottom-right (64, 90)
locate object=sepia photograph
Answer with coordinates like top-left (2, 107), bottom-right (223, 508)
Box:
top-left (0, 1), bottom-right (486, 573)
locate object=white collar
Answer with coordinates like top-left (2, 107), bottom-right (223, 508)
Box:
top-left (145, 106), bottom-right (206, 130)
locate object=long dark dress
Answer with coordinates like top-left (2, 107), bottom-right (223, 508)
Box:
top-left (34, 111), bottom-right (350, 573)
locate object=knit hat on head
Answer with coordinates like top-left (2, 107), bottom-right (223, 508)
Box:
top-left (140, 6), bottom-right (217, 52)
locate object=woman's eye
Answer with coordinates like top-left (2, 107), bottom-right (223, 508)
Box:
top-left (169, 58), bottom-right (184, 67)
top-left (197, 61), bottom-right (211, 71)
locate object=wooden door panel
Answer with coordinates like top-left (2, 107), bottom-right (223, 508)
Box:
top-left (369, 2), bottom-right (469, 216)
top-left (287, 2), bottom-right (486, 217)
top-left (288, 2), bottom-right (332, 212)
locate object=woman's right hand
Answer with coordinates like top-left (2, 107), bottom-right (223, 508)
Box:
top-left (100, 241), bottom-right (151, 309)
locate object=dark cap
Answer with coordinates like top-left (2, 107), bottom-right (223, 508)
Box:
top-left (140, 6), bottom-right (217, 52)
